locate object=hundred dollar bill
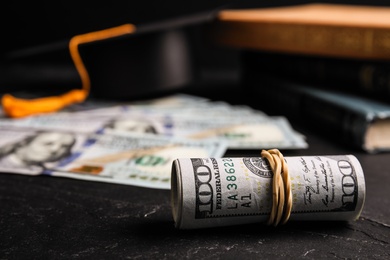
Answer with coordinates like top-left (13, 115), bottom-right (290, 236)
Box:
top-left (101, 115), bottom-right (307, 149)
top-left (0, 126), bottom-right (226, 189)
top-left (186, 116), bottom-right (307, 149)
top-left (171, 155), bottom-right (366, 229)
top-left (51, 132), bottom-right (227, 189)
top-left (0, 94), bottom-right (266, 131)
top-left (0, 110), bottom-right (307, 150)
top-left (69, 98), bottom-right (268, 119)
top-left (0, 112), bottom-right (112, 133)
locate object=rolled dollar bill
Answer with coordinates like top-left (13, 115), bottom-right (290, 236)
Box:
top-left (171, 155), bottom-right (366, 229)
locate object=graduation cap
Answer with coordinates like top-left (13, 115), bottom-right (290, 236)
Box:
top-left (1, 5), bottom-right (241, 118)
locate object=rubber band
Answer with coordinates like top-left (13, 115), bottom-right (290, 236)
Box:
top-left (261, 149), bottom-right (292, 226)
top-left (2, 23), bottom-right (136, 118)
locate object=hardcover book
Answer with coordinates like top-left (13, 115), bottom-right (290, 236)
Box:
top-left (244, 73), bottom-right (390, 153)
top-left (211, 3), bottom-right (390, 60)
top-left (242, 50), bottom-right (390, 102)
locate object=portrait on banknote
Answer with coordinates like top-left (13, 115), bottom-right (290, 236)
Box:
top-left (0, 131), bottom-right (76, 174)
top-left (102, 118), bottom-right (158, 134)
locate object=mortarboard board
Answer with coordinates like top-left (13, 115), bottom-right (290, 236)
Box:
top-left (1, 7), bottom-right (242, 117)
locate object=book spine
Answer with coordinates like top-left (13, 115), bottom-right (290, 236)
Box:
top-left (212, 21), bottom-right (390, 60)
top-left (243, 69), bottom-right (368, 151)
top-left (242, 51), bottom-right (390, 100)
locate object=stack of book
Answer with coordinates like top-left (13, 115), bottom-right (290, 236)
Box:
top-left (210, 3), bottom-right (390, 153)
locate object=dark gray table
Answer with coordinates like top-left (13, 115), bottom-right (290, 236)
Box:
top-left (0, 90), bottom-right (389, 259)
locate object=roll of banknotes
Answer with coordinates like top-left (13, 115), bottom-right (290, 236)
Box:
top-left (171, 155), bottom-right (366, 229)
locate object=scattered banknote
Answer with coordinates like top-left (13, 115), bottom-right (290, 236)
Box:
top-left (0, 126), bottom-right (226, 189)
top-left (0, 95), bottom-right (307, 149)
top-left (0, 93), bottom-right (308, 188)
top-left (102, 115), bottom-right (307, 149)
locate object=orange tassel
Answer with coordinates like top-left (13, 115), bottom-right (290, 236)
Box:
top-left (2, 24), bottom-right (136, 118)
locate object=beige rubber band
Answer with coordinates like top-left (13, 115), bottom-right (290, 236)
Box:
top-left (261, 149), bottom-right (292, 226)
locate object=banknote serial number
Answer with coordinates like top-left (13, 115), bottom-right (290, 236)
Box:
top-left (222, 158), bottom-right (237, 190)
top-left (222, 158), bottom-right (252, 210)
